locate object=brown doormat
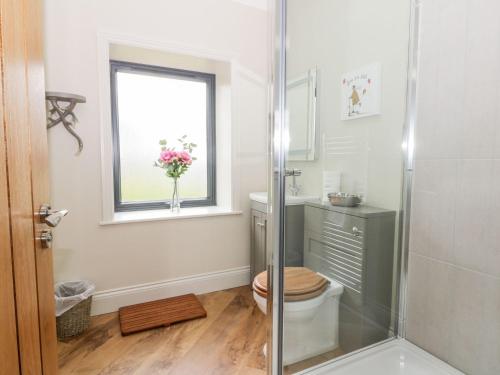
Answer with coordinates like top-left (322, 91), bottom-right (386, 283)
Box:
top-left (118, 293), bottom-right (207, 335)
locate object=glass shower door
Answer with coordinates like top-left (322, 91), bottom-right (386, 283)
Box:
top-left (271, 0), bottom-right (413, 373)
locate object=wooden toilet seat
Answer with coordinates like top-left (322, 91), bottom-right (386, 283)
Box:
top-left (252, 267), bottom-right (329, 302)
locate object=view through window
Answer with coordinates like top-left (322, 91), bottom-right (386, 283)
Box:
top-left (110, 61), bottom-right (216, 211)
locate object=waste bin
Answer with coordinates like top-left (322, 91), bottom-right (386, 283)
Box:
top-left (55, 280), bottom-right (95, 339)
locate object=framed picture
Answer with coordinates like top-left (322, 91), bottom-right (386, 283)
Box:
top-left (341, 63), bottom-right (381, 120)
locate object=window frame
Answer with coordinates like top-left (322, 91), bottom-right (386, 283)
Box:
top-left (110, 60), bottom-right (217, 212)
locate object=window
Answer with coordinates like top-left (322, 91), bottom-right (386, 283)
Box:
top-left (110, 60), bottom-right (216, 212)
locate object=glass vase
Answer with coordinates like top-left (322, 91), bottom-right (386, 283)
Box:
top-left (170, 178), bottom-right (181, 213)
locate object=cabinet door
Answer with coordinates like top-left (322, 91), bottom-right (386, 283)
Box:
top-left (259, 213), bottom-right (268, 272)
top-left (251, 210), bottom-right (268, 280)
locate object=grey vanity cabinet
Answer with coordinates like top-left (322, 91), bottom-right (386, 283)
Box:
top-left (250, 208), bottom-right (268, 281)
top-left (303, 203), bottom-right (397, 352)
top-left (250, 200), bottom-right (307, 281)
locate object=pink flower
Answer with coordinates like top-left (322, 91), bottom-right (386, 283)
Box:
top-left (159, 149), bottom-right (192, 166)
top-left (179, 151), bottom-right (192, 165)
top-left (160, 150), bottom-right (178, 164)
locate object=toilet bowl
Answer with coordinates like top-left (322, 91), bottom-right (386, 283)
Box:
top-left (253, 267), bottom-right (344, 366)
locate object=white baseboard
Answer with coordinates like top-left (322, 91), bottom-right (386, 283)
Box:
top-left (91, 266), bottom-right (251, 316)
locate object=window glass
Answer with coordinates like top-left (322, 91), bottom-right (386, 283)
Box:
top-left (111, 61), bottom-right (215, 211)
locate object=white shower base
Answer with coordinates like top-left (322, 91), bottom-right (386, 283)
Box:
top-left (298, 339), bottom-right (464, 375)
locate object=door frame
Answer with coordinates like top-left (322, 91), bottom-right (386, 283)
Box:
top-left (270, 0), bottom-right (287, 373)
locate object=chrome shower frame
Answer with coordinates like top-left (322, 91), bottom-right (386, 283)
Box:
top-left (268, 0), bottom-right (421, 373)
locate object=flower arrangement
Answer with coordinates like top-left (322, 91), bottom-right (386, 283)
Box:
top-left (154, 135), bottom-right (197, 212)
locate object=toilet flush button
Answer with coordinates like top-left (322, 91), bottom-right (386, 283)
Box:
top-left (352, 226), bottom-right (362, 237)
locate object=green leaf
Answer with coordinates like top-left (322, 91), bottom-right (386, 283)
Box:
top-left (159, 139), bottom-right (167, 146)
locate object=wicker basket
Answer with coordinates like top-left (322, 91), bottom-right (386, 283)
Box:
top-left (56, 296), bottom-right (92, 339)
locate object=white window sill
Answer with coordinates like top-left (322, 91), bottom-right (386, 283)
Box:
top-left (100, 206), bottom-right (242, 225)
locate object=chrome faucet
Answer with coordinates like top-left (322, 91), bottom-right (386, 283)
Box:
top-left (286, 168), bottom-right (302, 196)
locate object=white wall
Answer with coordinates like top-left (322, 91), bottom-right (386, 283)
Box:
top-left (44, 0), bottom-right (269, 312)
top-left (406, 1), bottom-right (500, 374)
top-left (286, 0), bottom-right (410, 211)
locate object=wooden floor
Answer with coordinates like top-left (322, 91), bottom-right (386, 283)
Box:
top-left (58, 285), bottom-right (345, 375)
top-left (58, 286), bottom-right (267, 375)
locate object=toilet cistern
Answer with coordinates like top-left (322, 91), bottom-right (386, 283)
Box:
top-left (286, 168), bottom-right (302, 196)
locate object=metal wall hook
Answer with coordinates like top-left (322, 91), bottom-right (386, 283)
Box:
top-left (46, 92), bottom-right (86, 154)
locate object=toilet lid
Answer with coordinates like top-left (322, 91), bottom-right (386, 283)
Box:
top-left (253, 267), bottom-right (329, 302)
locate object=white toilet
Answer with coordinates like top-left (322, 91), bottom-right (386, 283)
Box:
top-left (253, 267), bottom-right (344, 365)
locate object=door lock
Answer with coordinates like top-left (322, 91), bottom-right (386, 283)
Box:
top-left (38, 230), bottom-right (53, 248)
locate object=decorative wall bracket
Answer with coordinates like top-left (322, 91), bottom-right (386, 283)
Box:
top-left (46, 92), bottom-right (86, 154)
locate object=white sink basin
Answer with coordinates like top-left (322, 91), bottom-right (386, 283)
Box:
top-left (249, 192), bottom-right (320, 206)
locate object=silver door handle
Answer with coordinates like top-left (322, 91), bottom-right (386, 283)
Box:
top-left (256, 222), bottom-right (266, 228)
top-left (39, 204), bottom-right (69, 227)
top-left (38, 230), bottom-right (53, 248)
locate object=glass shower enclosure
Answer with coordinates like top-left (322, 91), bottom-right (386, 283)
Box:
top-left (269, 0), bottom-right (416, 373)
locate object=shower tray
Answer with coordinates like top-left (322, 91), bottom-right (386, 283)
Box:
top-left (297, 339), bottom-right (464, 375)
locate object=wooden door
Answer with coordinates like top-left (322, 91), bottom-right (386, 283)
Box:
top-left (25, 0), bottom-right (59, 372)
top-left (0, 45), bottom-right (20, 375)
top-left (0, 0), bottom-right (58, 373)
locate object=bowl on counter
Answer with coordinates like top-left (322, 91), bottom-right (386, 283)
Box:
top-left (327, 192), bottom-right (362, 207)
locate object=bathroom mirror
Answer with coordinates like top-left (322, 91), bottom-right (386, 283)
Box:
top-left (286, 68), bottom-right (317, 161)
